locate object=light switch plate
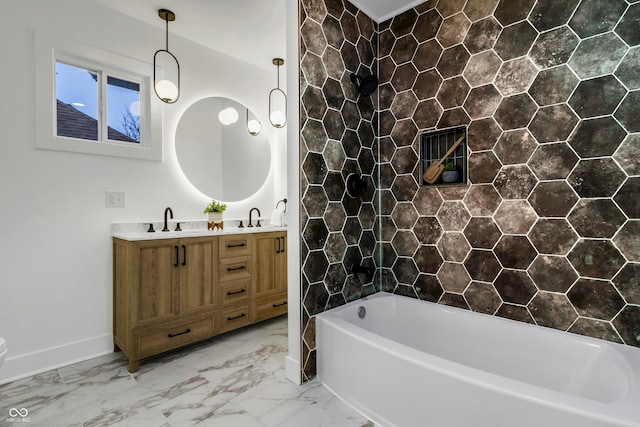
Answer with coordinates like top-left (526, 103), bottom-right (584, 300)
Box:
top-left (106, 191), bottom-right (126, 208)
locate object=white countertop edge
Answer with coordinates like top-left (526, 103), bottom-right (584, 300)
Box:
top-left (111, 219), bottom-right (287, 241)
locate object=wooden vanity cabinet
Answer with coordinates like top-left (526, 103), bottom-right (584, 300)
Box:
top-left (113, 230), bottom-right (288, 372)
top-left (252, 231), bottom-right (288, 322)
top-left (113, 236), bottom-right (219, 372)
top-left (218, 234), bottom-right (252, 333)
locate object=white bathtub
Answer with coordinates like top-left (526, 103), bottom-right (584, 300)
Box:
top-left (317, 293), bottom-right (640, 427)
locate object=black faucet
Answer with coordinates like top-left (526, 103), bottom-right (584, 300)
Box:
top-left (163, 207), bottom-right (173, 232)
top-left (248, 207), bottom-right (261, 227)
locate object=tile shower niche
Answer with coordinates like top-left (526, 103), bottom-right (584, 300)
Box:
top-left (420, 126), bottom-right (468, 186)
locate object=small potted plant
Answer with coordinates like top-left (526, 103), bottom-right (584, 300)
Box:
top-left (442, 162), bottom-right (459, 183)
top-left (204, 200), bottom-right (227, 230)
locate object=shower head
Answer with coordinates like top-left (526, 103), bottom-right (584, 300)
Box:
top-left (350, 73), bottom-right (378, 96)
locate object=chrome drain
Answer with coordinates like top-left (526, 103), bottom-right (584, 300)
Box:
top-left (358, 306), bottom-right (366, 319)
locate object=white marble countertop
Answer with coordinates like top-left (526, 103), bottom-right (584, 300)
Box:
top-left (111, 220), bottom-right (287, 241)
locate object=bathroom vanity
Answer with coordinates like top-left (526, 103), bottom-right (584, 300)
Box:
top-left (112, 228), bottom-right (287, 372)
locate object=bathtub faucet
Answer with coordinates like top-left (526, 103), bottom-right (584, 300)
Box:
top-left (352, 263), bottom-right (372, 283)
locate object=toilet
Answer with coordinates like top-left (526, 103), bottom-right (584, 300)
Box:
top-left (0, 337), bottom-right (6, 369)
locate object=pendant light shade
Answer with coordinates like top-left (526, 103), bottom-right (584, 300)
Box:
top-left (269, 58), bottom-right (287, 128)
top-left (246, 109), bottom-right (261, 136)
top-left (153, 9), bottom-right (180, 104)
top-left (218, 107), bottom-right (239, 125)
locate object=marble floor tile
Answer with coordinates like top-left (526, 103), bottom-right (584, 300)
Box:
top-left (0, 316), bottom-right (372, 427)
top-left (156, 388), bottom-right (227, 427)
top-left (196, 412), bottom-right (267, 427)
top-left (108, 408), bottom-right (172, 427)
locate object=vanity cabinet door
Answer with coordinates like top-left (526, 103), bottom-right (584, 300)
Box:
top-left (275, 233), bottom-right (288, 294)
top-left (253, 232), bottom-right (279, 298)
top-left (135, 239), bottom-right (181, 325)
top-left (252, 232), bottom-right (287, 322)
top-left (179, 237), bottom-right (219, 317)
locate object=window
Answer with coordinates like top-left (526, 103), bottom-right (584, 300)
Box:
top-left (106, 76), bottom-right (141, 143)
top-left (36, 30), bottom-right (162, 161)
top-left (55, 61), bottom-right (141, 143)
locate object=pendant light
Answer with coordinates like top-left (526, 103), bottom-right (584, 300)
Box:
top-left (246, 109), bottom-right (261, 136)
top-left (153, 9), bottom-right (180, 104)
top-left (218, 107), bottom-right (239, 125)
top-left (269, 58), bottom-right (287, 128)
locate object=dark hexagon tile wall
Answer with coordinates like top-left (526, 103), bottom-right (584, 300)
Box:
top-left (373, 0), bottom-right (640, 355)
top-left (299, 0), bottom-right (378, 380)
top-left (299, 0), bottom-right (640, 380)
top-left (373, 0), bottom-right (639, 357)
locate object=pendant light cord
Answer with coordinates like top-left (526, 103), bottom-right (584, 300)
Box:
top-left (165, 17), bottom-right (169, 51)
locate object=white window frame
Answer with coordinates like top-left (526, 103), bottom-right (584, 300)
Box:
top-left (35, 30), bottom-right (162, 161)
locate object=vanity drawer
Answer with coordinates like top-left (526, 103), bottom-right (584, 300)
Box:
top-left (220, 305), bottom-right (250, 333)
top-left (219, 235), bottom-right (251, 258)
top-left (219, 256), bottom-right (251, 282)
top-left (136, 315), bottom-right (216, 359)
top-left (220, 279), bottom-right (251, 306)
top-left (252, 293), bottom-right (288, 323)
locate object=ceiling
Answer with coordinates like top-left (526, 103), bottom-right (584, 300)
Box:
top-left (87, 0), bottom-right (419, 69)
top-left (349, 0), bottom-right (429, 22)
top-left (87, 0), bottom-right (287, 71)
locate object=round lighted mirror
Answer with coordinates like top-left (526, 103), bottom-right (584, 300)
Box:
top-left (176, 97), bottom-right (271, 201)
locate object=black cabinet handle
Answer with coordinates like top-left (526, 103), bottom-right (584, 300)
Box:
top-left (168, 328), bottom-right (191, 338)
top-left (227, 265), bottom-right (246, 271)
top-left (174, 246), bottom-right (179, 267)
top-left (273, 301), bottom-right (287, 308)
top-left (276, 236), bottom-right (281, 254)
top-left (227, 289), bottom-right (247, 296)
top-left (227, 313), bottom-right (246, 321)
top-left (227, 243), bottom-right (246, 248)
top-left (280, 237), bottom-right (285, 254)
top-left (181, 245), bottom-right (186, 266)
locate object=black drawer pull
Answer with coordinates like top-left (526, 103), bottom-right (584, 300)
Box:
top-left (168, 328), bottom-right (191, 338)
top-left (227, 243), bottom-right (246, 248)
top-left (227, 266), bottom-right (246, 271)
top-left (182, 245), bottom-right (187, 266)
top-left (273, 301), bottom-right (287, 308)
top-left (174, 245), bottom-right (179, 267)
top-left (227, 289), bottom-right (247, 296)
top-left (227, 313), bottom-right (246, 321)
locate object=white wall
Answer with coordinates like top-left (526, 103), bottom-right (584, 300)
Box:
top-left (285, 0), bottom-right (302, 384)
top-left (0, 0), bottom-right (290, 383)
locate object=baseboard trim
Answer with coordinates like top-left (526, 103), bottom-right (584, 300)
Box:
top-left (2, 336), bottom-right (302, 386)
top-left (0, 334), bottom-right (113, 385)
top-left (285, 354), bottom-right (301, 384)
